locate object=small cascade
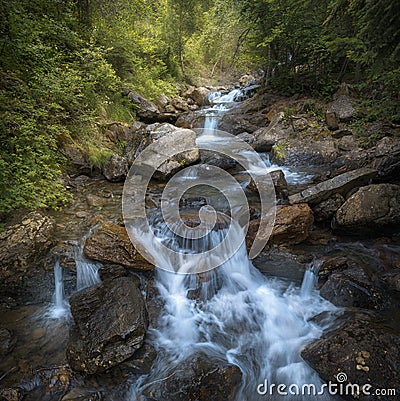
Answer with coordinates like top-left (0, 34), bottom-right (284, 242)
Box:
top-left (301, 259), bottom-right (322, 298)
top-left (203, 88), bottom-right (244, 134)
top-left (246, 152), bottom-right (314, 185)
top-left (49, 260), bottom-right (70, 319)
top-left (74, 244), bottom-right (101, 292)
top-left (132, 218), bottom-right (338, 400)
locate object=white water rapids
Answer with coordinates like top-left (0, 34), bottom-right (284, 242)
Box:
top-left (130, 88), bottom-right (340, 400)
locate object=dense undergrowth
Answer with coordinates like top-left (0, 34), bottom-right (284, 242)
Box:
top-left (1, 0), bottom-right (399, 214)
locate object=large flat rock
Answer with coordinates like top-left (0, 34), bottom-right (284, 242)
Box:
top-left (289, 167), bottom-right (377, 205)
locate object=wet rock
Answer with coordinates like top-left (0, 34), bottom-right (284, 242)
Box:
top-left (121, 342), bottom-right (156, 374)
top-left (330, 83), bottom-right (355, 121)
top-left (318, 256), bottom-right (349, 279)
top-left (200, 151), bottom-right (237, 170)
top-left (373, 136), bottom-right (400, 181)
top-left (289, 167), bottom-right (377, 205)
top-left (217, 92), bottom-right (275, 134)
top-left (247, 204), bottom-right (313, 247)
top-left (325, 110), bottom-right (339, 130)
top-left (66, 277), bottom-right (147, 374)
top-left (144, 127), bottom-right (200, 180)
top-left (312, 194), bottom-right (345, 222)
top-left (98, 264), bottom-right (129, 281)
top-left (86, 194), bottom-right (108, 208)
top-left (236, 132), bottom-right (255, 144)
top-left (102, 153), bottom-right (129, 182)
top-left (302, 318), bottom-right (400, 400)
top-left (0, 328), bottom-right (16, 356)
top-left (0, 387), bottom-right (22, 401)
top-left (319, 267), bottom-right (384, 309)
top-left (334, 184), bottom-right (400, 234)
top-left (83, 221), bottom-right (154, 270)
top-left (252, 112), bottom-right (291, 151)
top-left (142, 353), bottom-right (242, 401)
top-left (187, 86), bottom-right (210, 106)
top-left (175, 111), bottom-right (204, 129)
top-left (0, 212), bottom-right (55, 275)
top-left (270, 204), bottom-right (313, 245)
top-left (247, 169), bottom-right (288, 200)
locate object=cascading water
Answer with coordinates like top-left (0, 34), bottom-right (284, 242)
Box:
top-left (203, 88), bottom-right (243, 134)
top-left (131, 219), bottom-right (338, 400)
top-left (74, 244), bottom-right (101, 291)
top-left (129, 86), bottom-right (340, 400)
top-left (47, 242), bottom-right (101, 320)
top-left (49, 259), bottom-right (70, 319)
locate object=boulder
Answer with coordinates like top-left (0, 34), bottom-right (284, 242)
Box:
top-left (61, 140), bottom-right (91, 174)
top-left (312, 194), bottom-right (345, 222)
top-left (127, 92), bottom-right (176, 123)
top-left (102, 153), bottom-right (129, 182)
top-left (188, 87), bottom-right (211, 106)
top-left (252, 112), bottom-right (291, 151)
top-left (66, 277), bottom-right (148, 374)
top-left (302, 318), bottom-right (400, 400)
top-left (334, 184), bottom-right (400, 233)
top-left (170, 97), bottom-right (189, 112)
top-left (319, 267), bottom-right (384, 309)
top-left (217, 92), bottom-right (275, 134)
top-left (83, 221), bottom-right (154, 270)
top-left (338, 135), bottom-right (358, 151)
top-left (289, 168), bottom-right (377, 205)
top-left (271, 137), bottom-right (339, 166)
top-left (330, 83), bottom-right (356, 121)
top-left (373, 136), bottom-right (400, 181)
top-left (247, 169), bottom-right (288, 201)
top-left (145, 127), bottom-right (200, 180)
top-left (0, 212), bottom-right (55, 275)
top-left (142, 353), bottom-right (242, 401)
top-left (325, 110), bottom-right (339, 130)
top-left (175, 111), bottom-right (204, 129)
top-left (236, 132), bottom-right (255, 144)
top-left (247, 204), bottom-right (313, 247)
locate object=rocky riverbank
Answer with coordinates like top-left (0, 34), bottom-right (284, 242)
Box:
top-left (1, 82), bottom-right (400, 400)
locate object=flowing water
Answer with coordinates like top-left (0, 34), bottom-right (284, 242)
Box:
top-left (48, 260), bottom-right (70, 319)
top-left (130, 88), bottom-right (341, 400)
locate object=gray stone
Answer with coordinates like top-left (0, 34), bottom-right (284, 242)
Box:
top-left (142, 353), bottom-right (242, 401)
top-left (302, 318), bottom-right (400, 400)
top-left (289, 167), bottom-right (377, 205)
top-left (335, 183), bottom-right (400, 233)
top-left (252, 112), bottom-right (292, 151)
top-left (66, 277), bottom-right (148, 374)
top-left (313, 193), bottom-right (345, 222)
top-left (102, 153), bottom-right (129, 182)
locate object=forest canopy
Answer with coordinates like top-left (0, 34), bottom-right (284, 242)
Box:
top-left (1, 0), bottom-right (399, 213)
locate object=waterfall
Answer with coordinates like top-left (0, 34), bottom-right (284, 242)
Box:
top-left (203, 88), bottom-right (243, 135)
top-left (129, 85), bottom-right (338, 400)
top-left (74, 245), bottom-right (101, 291)
top-left (49, 260), bottom-right (70, 319)
top-left (300, 259), bottom-right (322, 298)
top-left (131, 220), bottom-right (337, 400)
